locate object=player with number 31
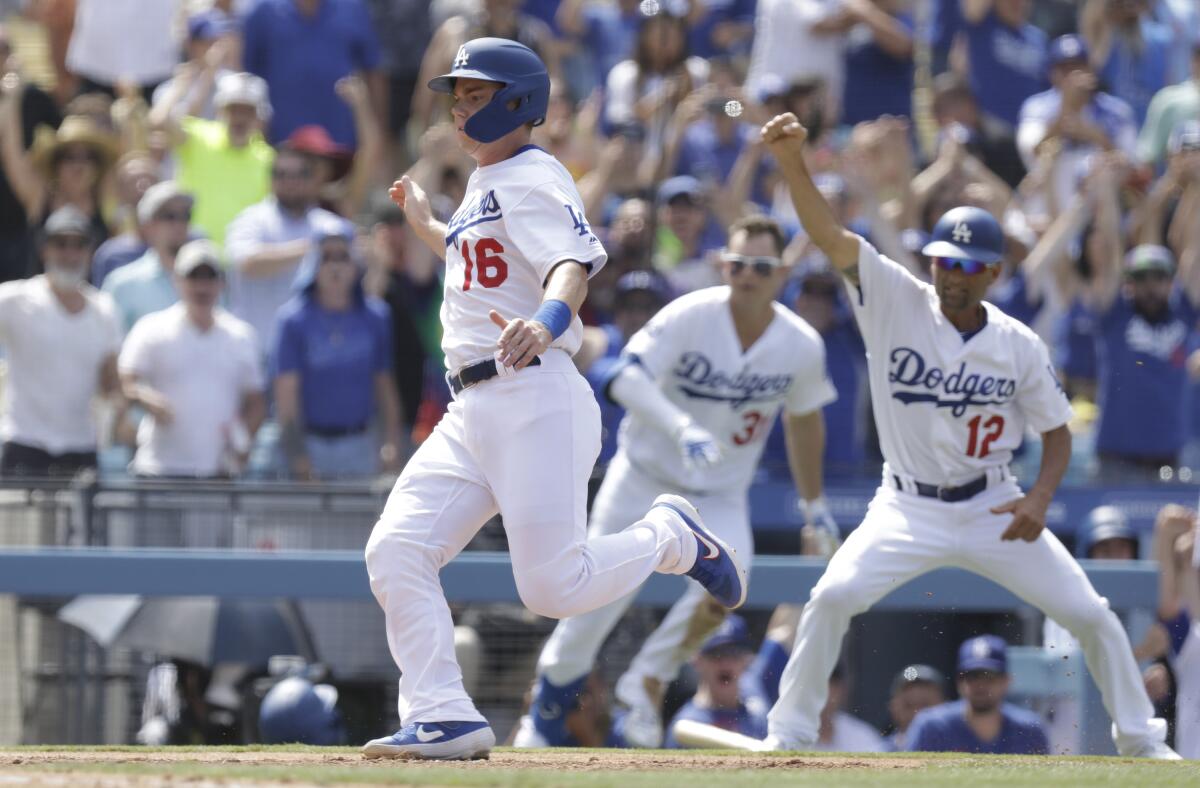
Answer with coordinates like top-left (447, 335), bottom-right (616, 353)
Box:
top-left (359, 38), bottom-right (749, 761)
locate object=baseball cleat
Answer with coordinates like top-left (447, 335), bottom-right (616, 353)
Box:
top-left (1129, 741), bottom-right (1182, 760)
top-left (612, 674), bottom-right (663, 748)
top-left (652, 494), bottom-right (748, 609)
top-left (362, 720), bottom-right (495, 760)
top-left (760, 733), bottom-right (808, 751)
top-left (519, 674), bottom-right (586, 747)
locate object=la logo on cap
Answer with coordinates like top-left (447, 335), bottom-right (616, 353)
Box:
top-left (972, 638), bottom-right (991, 658)
top-left (454, 46), bottom-right (470, 69)
top-left (952, 222), bottom-right (972, 244)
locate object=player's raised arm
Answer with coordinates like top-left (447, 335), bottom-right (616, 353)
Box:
top-left (389, 175), bottom-right (449, 261)
top-left (489, 260), bottom-right (589, 370)
top-left (761, 114), bottom-right (861, 281)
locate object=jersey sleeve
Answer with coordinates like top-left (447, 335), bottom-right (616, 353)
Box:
top-left (620, 298), bottom-right (689, 380)
top-left (1015, 333), bottom-right (1073, 433)
top-left (848, 237), bottom-right (924, 350)
top-left (785, 330), bottom-right (838, 415)
top-left (237, 327), bottom-right (266, 394)
top-left (503, 177), bottom-right (608, 285)
top-left (904, 711), bottom-right (939, 752)
top-left (118, 318), bottom-right (155, 378)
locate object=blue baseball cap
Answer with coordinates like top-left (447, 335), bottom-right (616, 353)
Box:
top-left (1048, 34), bottom-right (1089, 70)
top-left (657, 175), bottom-right (704, 207)
top-left (615, 269), bottom-right (672, 305)
top-left (187, 10), bottom-right (234, 41)
top-left (699, 615), bottom-right (753, 656)
top-left (1076, 505), bottom-right (1136, 558)
top-left (958, 635), bottom-right (1007, 674)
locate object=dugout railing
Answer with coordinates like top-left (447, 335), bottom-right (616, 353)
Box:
top-left (0, 474), bottom-right (1194, 750)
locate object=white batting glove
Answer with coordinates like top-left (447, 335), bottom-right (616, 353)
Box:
top-left (799, 496), bottom-right (841, 558)
top-left (675, 420), bottom-right (722, 474)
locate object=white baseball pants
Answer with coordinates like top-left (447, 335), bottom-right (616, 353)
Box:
top-left (767, 479), bottom-right (1167, 755)
top-left (364, 351), bottom-right (695, 724)
top-left (537, 451), bottom-right (752, 690)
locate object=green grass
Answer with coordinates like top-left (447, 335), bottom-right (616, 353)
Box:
top-left (1, 747), bottom-right (1195, 787)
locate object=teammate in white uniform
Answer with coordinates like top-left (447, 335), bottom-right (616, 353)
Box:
top-left (360, 38), bottom-right (747, 762)
top-left (753, 113), bottom-right (1180, 759)
top-left (515, 216), bottom-right (838, 749)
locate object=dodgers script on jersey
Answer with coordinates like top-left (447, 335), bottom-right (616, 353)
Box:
top-left (848, 240), bottom-right (1072, 484)
top-left (440, 145), bottom-right (606, 371)
top-left (620, 286), bottom-right (836, 494)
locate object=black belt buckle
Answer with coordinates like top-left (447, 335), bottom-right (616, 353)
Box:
top-left (902, 474), bottom-right (987, 502)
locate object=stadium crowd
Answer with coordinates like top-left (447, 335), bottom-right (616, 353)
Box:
top-left (0, 0), bottom-right (1199, 756)
top-left (0, 0), bottom-right (1198, 482)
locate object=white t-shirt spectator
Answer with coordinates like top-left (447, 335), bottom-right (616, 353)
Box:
top-left (746, 0), bottom-right (846, 113)
top-left (66, 0), bottom-right (180, 86)
top-left (118, 303), bottom-right (263, 476)
top-left (604, 56), bottom-right (712, 128)
top-left (0, 277), bottom-right (122, 454)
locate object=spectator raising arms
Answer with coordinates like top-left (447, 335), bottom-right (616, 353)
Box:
top-left (272, 217), bottom-right (403, 479)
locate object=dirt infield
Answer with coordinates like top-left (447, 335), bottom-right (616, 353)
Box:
top-left (0, 748), bottom-right (925, 787)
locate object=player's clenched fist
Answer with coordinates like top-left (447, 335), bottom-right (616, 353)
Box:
top-left (760, 113), bottom-right (809, 167)
top-left (490, 310), bottom-right (551, 370)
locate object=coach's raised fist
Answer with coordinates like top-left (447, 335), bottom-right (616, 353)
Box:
top-left (388, 175), bottom-right (432, 231)
top-left (761, 113), bottom-right (808, 164)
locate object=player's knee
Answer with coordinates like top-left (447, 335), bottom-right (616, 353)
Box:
top-left (514, 565), bottom-right (576, 619)
top-left (1055, 594), bottom-right (1116, 633)
top-left (364, 520), bottom-right (438, 582)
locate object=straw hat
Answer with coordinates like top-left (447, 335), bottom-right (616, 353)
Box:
top-left (30, 115), bottom-right (120, 178)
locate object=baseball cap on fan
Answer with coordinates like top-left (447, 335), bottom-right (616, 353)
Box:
top-left (656, 175), bottom-right (704, 207)
top-left (1047, 34), bottom-right (1089, 71)
top-left (137, 181), bottom-right (194, 226)
top-left (890, 664), bottom-right (946, 696)
top-left (698, 615), bottom-right (753, 656)
top-left (957, 635), bottom-right (1007, 674)
top-left (187, 10), bottom-right (234, 41)
top-left (1124, 244), bottom-right (1175, 277)
top-left (215, 72), bottom-right (272, 120)
top-left (174, 239), bottom-right (223, 278)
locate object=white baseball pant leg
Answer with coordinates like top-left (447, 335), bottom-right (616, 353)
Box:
top-left (768, 481), bottom-right (1166, 754)
top-left (366, 351), bottom-right (695, 724)
top-left (537, 453), bottom-right (750, 687)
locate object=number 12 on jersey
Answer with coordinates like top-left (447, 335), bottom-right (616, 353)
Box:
top-left (966, 414), bottom-right (1004, 458)
top-left (461, 238), bottom-right (509, 290)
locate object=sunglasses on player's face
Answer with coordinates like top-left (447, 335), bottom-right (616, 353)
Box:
top-left (933, 257), bottom-right (995, 275)
top-left (723, 253), bottom-right (784, 277)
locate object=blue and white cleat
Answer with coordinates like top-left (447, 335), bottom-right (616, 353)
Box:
top-left (652, 494), bottom-right (748, 609)
top-left (513, 674), bottom-right (586, 747)
top-left (361, 721), bottom-right (495, 760)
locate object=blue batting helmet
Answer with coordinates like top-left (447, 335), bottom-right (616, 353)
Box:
top-left (258, 677), bottom-right (344, 745)
top-left (428, 37), bottom-right (550, 144)
top-left (922, 206), bottom-right (1004, 264)
top-left (1075, 505), bottom-right (1137, 559)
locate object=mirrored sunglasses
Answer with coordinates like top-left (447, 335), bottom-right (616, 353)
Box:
top-left (723, 253), bottom-right (784, 276)
top-left (933, 257), bottom-right (994, 275)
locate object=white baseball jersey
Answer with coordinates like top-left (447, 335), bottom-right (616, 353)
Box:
top-left (1175, 621), bottom-right (1200, 759)
top-left (848, 240), bottom-right (1073, 485)
top-left (440, 145), bottom-right (607, 372)
top-left (618, 286), bottom-right (837, 495)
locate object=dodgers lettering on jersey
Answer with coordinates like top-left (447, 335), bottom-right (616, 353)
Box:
top-left (618, 286), bottom-right (836, 494)
top-left (848, 240), bottom-right (1072, 485)
top-left (440, 146), bottom-right (606, 372)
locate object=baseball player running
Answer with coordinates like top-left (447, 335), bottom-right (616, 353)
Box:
top-left (361, 38), bottom-right (747, 761)
top-left (754, 113), bottom-right (1180, 759)
top-left (516, 214), bottom-right (838, 749)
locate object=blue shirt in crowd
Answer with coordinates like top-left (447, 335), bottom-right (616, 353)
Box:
top-left (1092, 291), bottom-right (1197, 460)
top-left (242, 0), bottom-right (381, 147)
top-left (841, 13), bottom-right (915, 125)
top-left (1056, 298), bottom-right (1097, 385)
top-left (906, 700), bottom-right (1049, 754)
top-left (675, 120), bottom-right (771, 209)
top-left (91, 235), bottom-right (148, 288)
top-left (1097, 16), bottom-right (1180, 127)
top-left (579, 4), bottom-right (641, 97)
top-left (962, 11), bottom-right (1047, 128)
top-left (688, 0), bottom-right (757, 60)
top-left (988, 270), bottom-right (1044, 329)
top-left (273, 274), bottom-right (392, 432)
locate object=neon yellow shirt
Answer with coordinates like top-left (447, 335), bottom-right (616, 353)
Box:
top-left (176, 117), bottom-right (274, 251)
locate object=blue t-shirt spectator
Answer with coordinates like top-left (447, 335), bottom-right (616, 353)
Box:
top-left (927, 0), bottom-right (962, 71)
top-left (841, 13), bottom-right (915, 125)
top-left (1097, 17), bottom-right (1182, 127)
top-left (90, 235), bottom-right (148, 287)
top-left (674, 119), bottom-right (771, 209)
top-left (1092, 290), bottom-right (1197, 462)
top-left (906, 700), bottom-right (1049, 754)
top-left (989, 269), bottom-right (1044, 328)
top-left (577, 3), bottom-right (641, 97)
top-left (688, 0), bottom-right (757, 60)
top-left (273, 258), bottom-right (392, 434)
top-left (1056, 297), bottom-right (1097, 386)
top-left (962, 10), bottom-right (1047, 128)
top-left (242, 0), bottom-right (381, 148)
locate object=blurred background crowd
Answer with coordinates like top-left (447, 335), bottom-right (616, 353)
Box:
top-left (0, 0), bottom-right (1198, 484)
top-left (0, 0), bottom-right (1199, 756)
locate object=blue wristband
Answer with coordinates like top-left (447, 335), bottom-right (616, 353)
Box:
top-left (532, 298), bottom-right (572, 340)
